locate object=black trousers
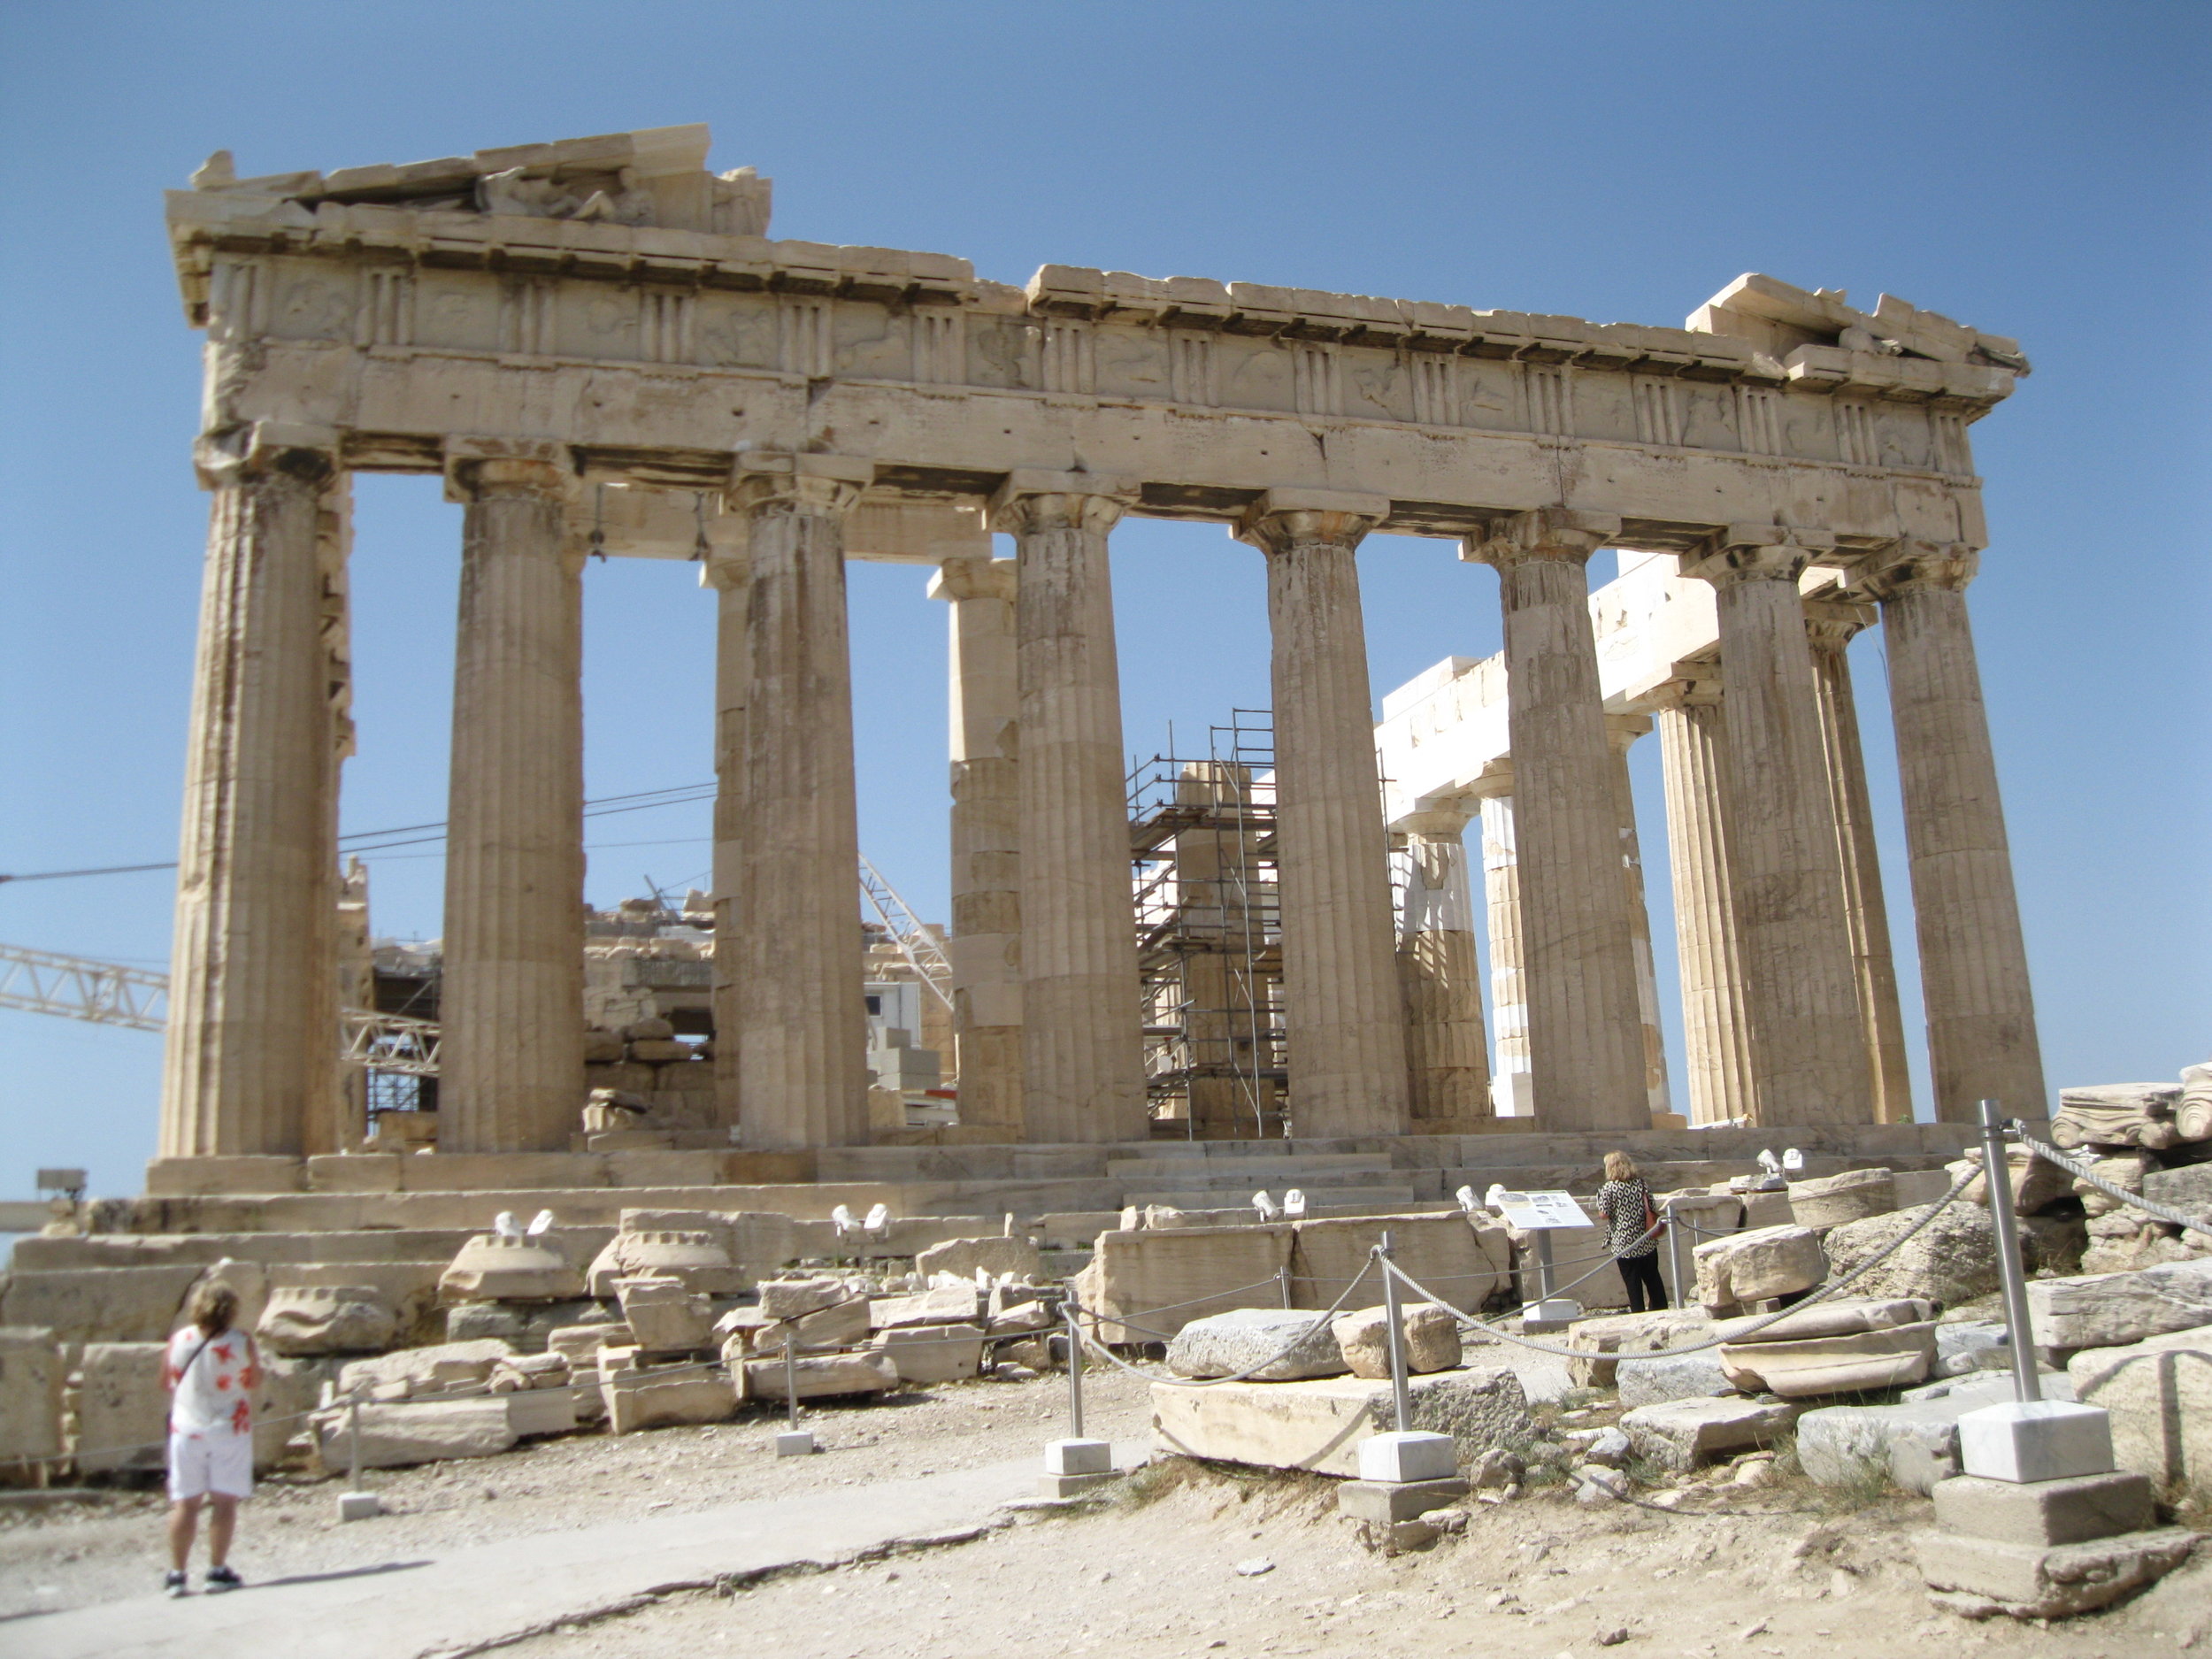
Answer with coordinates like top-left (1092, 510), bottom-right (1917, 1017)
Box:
top-left (1620, 1250), bottom-right (1669, 1313)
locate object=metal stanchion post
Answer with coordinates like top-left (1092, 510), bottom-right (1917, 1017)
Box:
top-left (1978, 1098), bottom-right (2042, 1404)
top-left (1278, 1265), bottom-right (1293, 1310)
top-left (1534, 1229), bottom-right (1556, 1304)
top-left (1663, 1198), bottom-right (1691, 1310)
top-left (773, 1330), bottom-right (813, 1455)
top-left (1065, 1304), bottom-right (1086, 1440)
top-left (1379, 1232), bottom-right (1411, 1435)
top-left (336, 1387), bottom-right (380, 1520)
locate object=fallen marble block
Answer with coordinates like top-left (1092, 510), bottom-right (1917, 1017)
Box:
top-left (869, 1283), bottom-right (983, 1329)
top-left (442, 1235), bottom-right (584, 1302)
top-left (1150, 1365), bottom-right (1531, 1478)
top-left (1821, 1202), bottom-right (2001, 1310)
top-left (1166, 1308), bottom-right (1346, 1381)
top-left (1332, 1304), bottom-right (1461, 1379)
top-left (257, 1285), bottom-right (398, 1356)
top-left (870, 1323), bottom-right (984, 1384)
top-left (1786, 1168), bottom-right (1897, 1231)
top-left (1693, 1225), bottom-right (1824, 1311)
top-left (914, 1236), bottom-right (1041, 1283)
top-left (315, 1397), bottom-right (518, 1469)
top-left (336, 1339), bottom-right (516, 1398)
top-left (601, 1366), bottom-right (739, 1432)
top-left (1620, 1395), bottom-right (1800, 1471)
top-left (743, 1348), bottom-right (900, 1401)
top-left (1614, 1350), bottom-right (1734, 1409)
top-left (1562, 1308), bottom-right (1712, 1387)
top-left (2068, 1320), bottom-right (2212, 1494)
top-left (1717, 1321), bottom-right (1936, 1398)
top-left (2027, 1258), bottom-right (2212, 1351)
top-left (1917, 1526), bottom-right (2194, 1620)
top-left (614, 1277), bottom-right (716, 1352)
top-left (1710, 1297), bottom-right (1932, 1346)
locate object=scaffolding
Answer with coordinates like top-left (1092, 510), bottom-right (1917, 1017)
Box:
top-left (1128, 710), bottom-right (1286, 1139)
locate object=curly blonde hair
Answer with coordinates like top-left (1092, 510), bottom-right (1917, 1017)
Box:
top-left (187, 1280), bottom-right (240, 1337)
top-left (1602, 1150), bottom-right (1640, 1184)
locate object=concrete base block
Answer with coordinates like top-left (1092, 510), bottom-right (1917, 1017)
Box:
top-left (1336, 1476), bottom-right (1469, 1525)
top-left (1039, 1470), bottom-right (1118, 1498)
top-left (1958, 1400), bottom-right (2115, 1483)
top-left (1931, 1471), bottom-right (2154, 1547)
top-left (1044, 1437), bottom-right (1113, 1477)
top-left (772, 1429), bottom-right (815, 1457)
top-left (1916, 1526), bottom-right (2196, 1619)
top-left (1357, 1430), bottom-right (1458, 1484)
top-left (335, 1490), bottom-right (382, 1522)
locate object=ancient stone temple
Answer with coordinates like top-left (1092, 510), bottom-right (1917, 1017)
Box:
top-left (151, 122), bottom-right (2042, 1210)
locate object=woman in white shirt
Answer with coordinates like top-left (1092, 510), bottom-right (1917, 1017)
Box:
top-left (162, 1280), bottom-right (261, 1597)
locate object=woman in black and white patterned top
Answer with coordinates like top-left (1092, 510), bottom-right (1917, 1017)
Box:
top-left (1594, 1150), bottom-right (1669, 1312)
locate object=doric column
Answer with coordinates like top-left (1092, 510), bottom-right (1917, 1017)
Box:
top-left (438, 450), bottom-right (587, 1154)
top-left (1804, 598), bottom-right (1915, 1123)
top-left (1237, 490), bottom-right (1409, 1138)
top-left (306, 474), bottom-right (357, 1156)
top-left (161, 426), bottom-right (342, 1158)
top-left (1860, 541), bottom-right (2046, 1123)
top-left (705, 549), bottom-right (749, 1136)
top-left (1474, 787), bottom-right (1532, 1118)
top-left (1649, 672), bottom-right (1757, 1125)
top-left (1465, 510), bottom-right (1646, 1133)
top-left (729, 454), bottom-right (874, 1150)
top-left (1604, 714), bottom-right (1674, 1122)
top-left (1397, 806), bottom-right (1490, 1134)
top-left (990, 472), bottom-right (1148, 1145)
top-left (1682, 528), bottom-right (1870, 1125)
top-left (928, 555), bottom-right (1023, 1140)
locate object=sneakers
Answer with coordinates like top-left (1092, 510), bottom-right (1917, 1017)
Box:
top-left (164, 1571), bottom-right (188, 1599)
top-left (204, 1565), bottom-right (242, 1594)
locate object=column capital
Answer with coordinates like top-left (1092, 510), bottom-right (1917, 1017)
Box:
top-left (727, 451), bottom-right (873, 518)
top-left (1678, 523), bottom-right (1838, 588)
top-left (926, 555), bottom-right (1018, 603)
top-left (1852, 539), bottom-right (1978, 600)
top-left (1462, 507), bottom-right (1622, 569)
top-left (1802, 595), bottom-right (1878, 653)
top-left (1644, 663), bottom-right (1725, 711)
top-left (987, 470), bottom-right (1139, 534)
top-left (1399, 801), bottom-right (1477, 838)
top-left (194, 421), bottom-right (341, 490)
top-left (1233, 487), bottom-right (1390, 556)
top-left (700, 552), bottom-right (750, 592)
top-left (442, 437), bottom-right (575, 504)
top-left (1603, 710), bottom-right (1654, 754)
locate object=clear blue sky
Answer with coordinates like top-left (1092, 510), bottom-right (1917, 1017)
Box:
top-left (2, 2), bottom-right (2205, 1198)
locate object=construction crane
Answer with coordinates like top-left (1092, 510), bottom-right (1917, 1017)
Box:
top-left (856, 855), bottom-right (954, 1012)
top-left (0, 942), bottom-right (440, 1074)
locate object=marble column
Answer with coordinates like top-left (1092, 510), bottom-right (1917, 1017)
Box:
top-left (1238, 490), bottom-right (1409, 1138)
top-left (990, 472), bottom-right (1148, 1145)
top-left (306, 475), bottom-right (357, 1156)
top-left (706, 549), bottom-right (749, 1135)
top-left (438, 454), bottom-right (587, 1154)
top-left (1862, 541), bottom-right (2046, 1123)
top-left (161, 431), bottom-right (342, 1158)
top-left (1466, 509), bottom-right (1646, 1133)
top-left (1171, 761), bottom-right (1279, 1139)
top-left (1475, 785), bottom-right (1532, 1119)
top-left (729, 454), bottom-right (874, 1150)
top-left (1803, 598), bottom-right (1915, 1124)
top-left (928, 555), bottom-right (1024, 1140)
top-left (1604, 714), bottom-right (1674, 1122)
top-left (1397, 807), bottom-right (1490, 1133)
top-left (1683, 530), bottom-right (1870, 1125)
top-left (1649, 673), bottom-right (1758, 1125)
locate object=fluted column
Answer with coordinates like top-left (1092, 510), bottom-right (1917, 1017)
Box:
top-left (438, 453), bottom-right (586, 1154)
top-left (1604, 714), bottom-right (1673, 1122)
top-left (928, 555), bottom-right (1024, 1140)
top-left (1683, 529), bottom-right (1870, 1125)
top-left (706, 549), bottom-right (749, 1135)
top-left (1475, 785), bottom-right (1532, 1118)
top-left (1862, 542), bottom-right (2045, 1123)
top-left (1804, 598), bottom-right (1915, 1123)
top-left (1650, 673), bottom-right (1757, 1125)
top-left (1466, 510), bottom-right (1646, 1133)
top-left (1238, 491), bottom-right (1409, 1137)
top-left (991, 472), bottom-right (1148, 1145)
top-left (306, 475), bottom-right (357, 1156)
top-left (161, 429), bottom-right (342, 1158)
top-left (1397, 808), bottom-right (1490, 1133)
top-left (730, 454), bottom-right (873, 1150)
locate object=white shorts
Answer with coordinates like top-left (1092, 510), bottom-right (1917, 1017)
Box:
top-left (167, 1430), bottom-right (253, 1502)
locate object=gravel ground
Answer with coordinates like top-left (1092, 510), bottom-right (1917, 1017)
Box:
top-left (0, 1363), bottom-right (1152, 1620)
top-left (495, 1461), bottom-right (2212, 1659)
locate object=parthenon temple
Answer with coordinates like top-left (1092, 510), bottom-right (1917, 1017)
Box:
top-left (152, 121), bottom-right (2043, 1206)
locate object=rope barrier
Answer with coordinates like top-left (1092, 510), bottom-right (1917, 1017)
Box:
top-left (2015, 1127), bottom-right (2212, 1241)
top-left (1394, 1168), bottom-right (1982, 1362)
